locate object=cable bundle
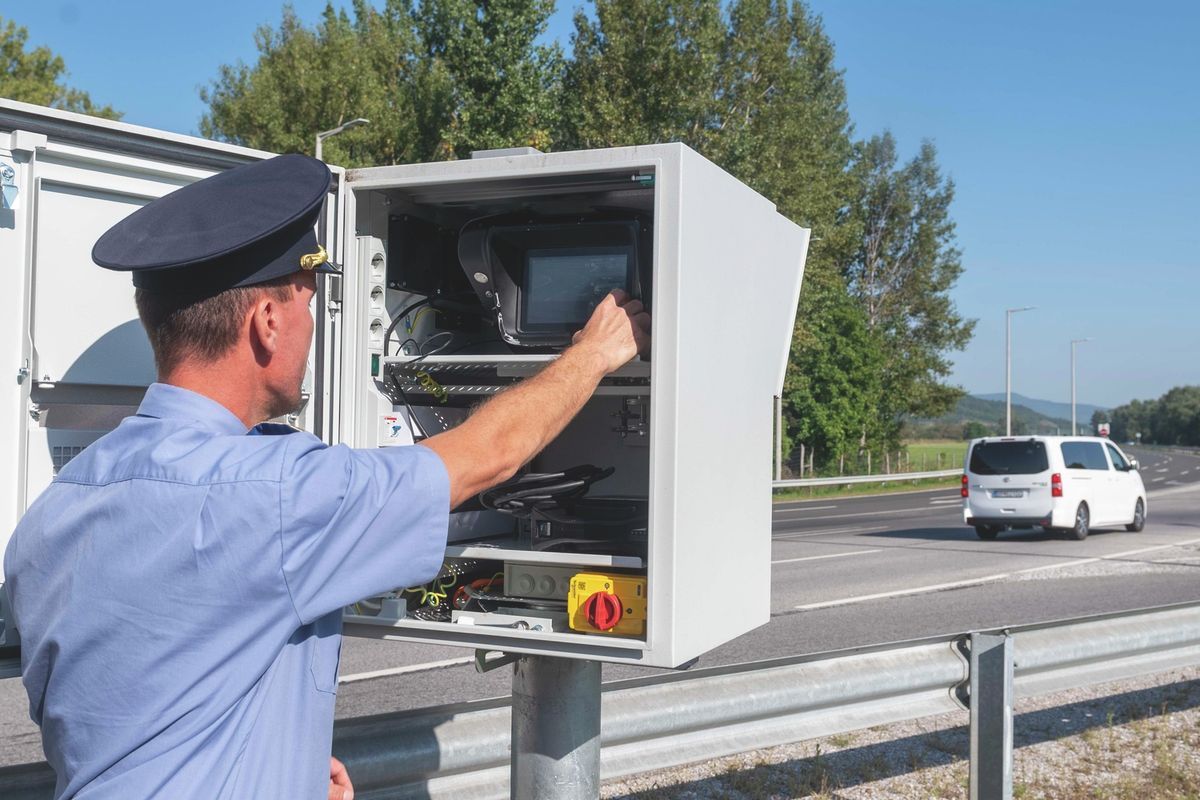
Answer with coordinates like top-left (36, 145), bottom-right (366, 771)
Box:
top-left (479, 465), bottom-right (615, 515)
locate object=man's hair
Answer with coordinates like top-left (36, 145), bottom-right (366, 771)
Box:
top-left (135, 275), bottom-right (295, 374)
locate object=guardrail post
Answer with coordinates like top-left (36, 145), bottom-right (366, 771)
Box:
top-left (969, 632), bottom-right (1014, 800)
top-left (511, 655), bottom-right (601, 799)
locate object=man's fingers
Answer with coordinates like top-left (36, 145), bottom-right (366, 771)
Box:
top-left (620, 298), bottom-right (645, 317)
top-left (632, 311), bottom-right (651, 332)
top-left (329, 757), bottom-right (354, 800)
top-left (607, 288), bottom-right (630, 305)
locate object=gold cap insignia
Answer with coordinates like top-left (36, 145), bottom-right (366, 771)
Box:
top-left (300, 244), bottom-right (329, 271)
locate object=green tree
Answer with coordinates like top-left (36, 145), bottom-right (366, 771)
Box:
top-left (415, 0), bottom-right (562, 155)
top-left (559, 0), bottom-right (723, 151)
top-left (962, 420), bottom-right (988, 440)
top-left (712, 0), bottom-right (868, 470)
top-left (1108, 388), bottom-right (1200, 446)
top-left (0, 16), bottom-right (119, 119)
top-left (843, 132), bottom-right (974, 448)
top-left (201, 0), bottom-right (559, 166)
top-left (1156, 386), bottom-right (1200, 445)
top-left (1111, 398), bottom-right (1150, 443)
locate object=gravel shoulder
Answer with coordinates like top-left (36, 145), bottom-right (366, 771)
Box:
top-left (603, 667), bottom-right (1200, 799)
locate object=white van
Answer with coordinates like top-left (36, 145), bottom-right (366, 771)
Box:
top-left (962, 436), bottom-right (1147, 540)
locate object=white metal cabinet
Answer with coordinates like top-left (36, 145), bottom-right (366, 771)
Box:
top-left (336, 145), bottom-right (809, 667)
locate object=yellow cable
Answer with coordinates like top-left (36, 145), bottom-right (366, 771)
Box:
top-left (406, 306), bottom-right (436, 333)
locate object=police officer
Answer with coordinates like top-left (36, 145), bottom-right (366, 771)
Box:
top-left (3, 154), bottom-right (650, 799)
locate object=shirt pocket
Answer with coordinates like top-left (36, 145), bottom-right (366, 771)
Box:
top-left (309, 614), bottom-right (343, 695)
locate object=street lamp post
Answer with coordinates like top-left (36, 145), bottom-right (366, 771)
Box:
top-left (315, 118), bottom-right (370, 162)
top-left (1005, 306), bottom-right (1035, 436)
top-left (1070, 338), bottom-right (1092, 435)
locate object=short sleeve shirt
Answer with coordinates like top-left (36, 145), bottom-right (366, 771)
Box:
top-left (3, 383), bottom-right (450, 798)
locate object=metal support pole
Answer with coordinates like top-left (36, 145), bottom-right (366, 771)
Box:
top-left (511, 655), bottom-right (602, 799)
top-left (969, 632), bottom-right (1014, 800)
top-left (773, 395), bottom-right (782, 482)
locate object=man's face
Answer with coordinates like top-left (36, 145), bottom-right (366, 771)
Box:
top-left (264, 271), bottom-right (317, 419)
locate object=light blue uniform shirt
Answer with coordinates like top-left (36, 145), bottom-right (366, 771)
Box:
top-left (3, 383), bottom-right (450, 798)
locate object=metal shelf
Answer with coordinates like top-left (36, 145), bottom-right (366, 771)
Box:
top-left (382, 354), bottom-right (651, 398)
top-left (444, 542), bottom-right (644, 569)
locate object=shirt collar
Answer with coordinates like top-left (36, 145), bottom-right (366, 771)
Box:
top-left (136, 383), bottom-right (249, 435)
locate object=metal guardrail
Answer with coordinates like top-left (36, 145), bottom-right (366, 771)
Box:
top-left (773, 467), bottom-right (962, 489)
top-left (3, 601), bottom-right (1199, 799)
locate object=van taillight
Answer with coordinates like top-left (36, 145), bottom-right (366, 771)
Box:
top-left (1051, 473), bottom-right (1063, 498)
top-left (961, 474), bottom-right (969, 498)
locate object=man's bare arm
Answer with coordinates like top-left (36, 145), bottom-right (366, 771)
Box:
top-left (419, 290), bottom-right (650, 508)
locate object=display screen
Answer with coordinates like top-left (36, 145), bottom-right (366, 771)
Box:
top-left (522, 247), bottom-right (632, 329)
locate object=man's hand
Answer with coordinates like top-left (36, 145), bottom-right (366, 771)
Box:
top-left (420, 288), bottom-right (651, 508)
top-left (571, 289), bottom-right (651, 374)
top-left (329, 757), bottom-right (353, 800)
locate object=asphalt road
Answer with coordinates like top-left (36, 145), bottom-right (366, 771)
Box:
top-left (1, 447), bottom-right (1197, 769)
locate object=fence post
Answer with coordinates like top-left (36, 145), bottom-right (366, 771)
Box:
top-left (969, 632), bottom-right (1014, 800)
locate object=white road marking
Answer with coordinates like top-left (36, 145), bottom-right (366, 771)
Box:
top-left (773, 504), bottom-right (838, 513)
top-left (339, 656), bottom-right (474, 684)
top-left (773, 524), bottom-right (891, 540)
top-left (929, 498), bottom-right (963, 506)
top-left (795, 573), bottom-right (1011, 610)
top-left (1155, 468), bottom-right (1169, 473)
top-left (794, 536), bottom-right (1200, 611)
top-left (1014, 538), bottom-right (1200, 574)
top-left (1152, 477), bottom-right (1165, 483)
top-left (772, 549), bottom-right (883, 565)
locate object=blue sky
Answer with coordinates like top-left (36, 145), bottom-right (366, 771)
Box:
top-left (6, 0), bottom-right (1197, 408)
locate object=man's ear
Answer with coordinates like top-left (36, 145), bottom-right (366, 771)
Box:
top-left (249, 294), bottom-right (280, 356)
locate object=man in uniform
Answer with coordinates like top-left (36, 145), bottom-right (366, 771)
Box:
top-left (3, 154), bottom-right (650, 799)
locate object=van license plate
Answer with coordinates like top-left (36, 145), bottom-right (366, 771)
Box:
top-left (992, 489), bottom-right (1024, 498)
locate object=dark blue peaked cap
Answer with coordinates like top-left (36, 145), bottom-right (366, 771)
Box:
top-left (92, 154), bottom-right (340, 292)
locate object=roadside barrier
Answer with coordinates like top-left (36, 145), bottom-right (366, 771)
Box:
top-left (3, 601), bottom-right (1199, 799)
top-left (773, 468), bottom-right (962, 489)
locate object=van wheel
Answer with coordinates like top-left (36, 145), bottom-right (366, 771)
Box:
top-left (974, 525), bottom-right (1000, 540)
top-left (1067, 503), bottom-right (1090, 540)
top-left (1125, 499), bottom-right (1145, 532)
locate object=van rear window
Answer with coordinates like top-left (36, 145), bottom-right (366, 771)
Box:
top-left (968, 441), bottom-right (1049, 475)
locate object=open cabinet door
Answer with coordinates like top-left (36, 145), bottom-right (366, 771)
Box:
top-left (311, 165), bottom-right (346, 445)
top-left (0, 99), bottom-right (274, 671)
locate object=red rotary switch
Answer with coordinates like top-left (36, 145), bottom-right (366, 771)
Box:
top-left (583, 591), bottom-right (624, 631)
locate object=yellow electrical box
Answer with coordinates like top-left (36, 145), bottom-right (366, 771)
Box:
top-left (567, 573), bottom-right (647, 637)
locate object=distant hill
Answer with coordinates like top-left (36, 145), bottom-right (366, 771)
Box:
top-left (975, 393), bottom-right (1107, 422)
top-left (905, 394), bottom-right (1078, 439)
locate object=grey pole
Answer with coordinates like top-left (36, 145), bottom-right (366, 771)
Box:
top-left (969, 632), bottom-right (1014, 800)
top-left (511, 655), bottom-right (602, 799)
top-left (1070, 338), bottom-right (1091, 436)
top-left (315, 118), bottom-right (370, 162)
top-left (773, 395), bottom-right (783, 482)
top-left (1004, 307), bottom-right (1034, 435)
